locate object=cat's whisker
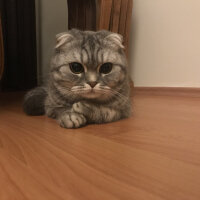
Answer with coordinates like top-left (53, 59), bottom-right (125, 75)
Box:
top-left (94, 88), bottom-right (128, 103)
top-left (110, 92), bottom-right (128, 103)
top-left (99, 87), bottom-right (128, 100)
top-left (71, 88), bottom-right (91, 92)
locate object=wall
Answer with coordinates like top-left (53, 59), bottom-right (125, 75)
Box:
top-left (35, 0), bottom-right (68, 84)
top-left (129, 0), bottom-right (200, 87)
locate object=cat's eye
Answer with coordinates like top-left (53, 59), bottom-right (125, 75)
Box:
top-left (69, 62), bottom-right (84, 74)
top-left (99, 63), bottom-right (113, 74)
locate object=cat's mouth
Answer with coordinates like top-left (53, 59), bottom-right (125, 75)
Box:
top-left (80, 88), bottom-right (108, 99)
top-left (71, 85), bottom-right (111, 99)
top-left (81, 89), bottom-right (101, 98)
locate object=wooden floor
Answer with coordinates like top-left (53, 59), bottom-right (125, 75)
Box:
top-left (0, 92), bottom-right (200, 200)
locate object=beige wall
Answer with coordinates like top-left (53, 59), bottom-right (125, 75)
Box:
top-left (35, 0), bottom-right (68, 84)
top-left (129, 0), bottom-right (200, 87)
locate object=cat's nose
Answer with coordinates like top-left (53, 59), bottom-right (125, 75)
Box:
top-left (87, 81), bottom-right (98, 88)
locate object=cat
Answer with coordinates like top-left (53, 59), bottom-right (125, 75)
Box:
top-left (23, 29), bottom-right (131, 128)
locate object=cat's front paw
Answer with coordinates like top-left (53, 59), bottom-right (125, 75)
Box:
top-left (58, 112), bottom-right (87, 129)
top-left (72, 102), bottom-right (91, 115)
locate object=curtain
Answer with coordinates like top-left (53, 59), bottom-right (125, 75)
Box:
top-left (0, 0), bottom-right (37, 91)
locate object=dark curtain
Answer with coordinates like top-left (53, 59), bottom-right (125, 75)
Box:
top-left (0, 0), bottom-right (37, 91)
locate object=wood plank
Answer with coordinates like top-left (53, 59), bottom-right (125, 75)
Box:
top-left (68, 0), bottom-right (79, 29)
top-left (1, 92), bottom-right (200, 199)
top-left (110, 0), bottom-right (121, 33)
top-left (124, 0), bottom-right (133, 56)
top-left (77, 0), bottom-right (86, 30)
top-left (96, 0), bottom-right (113, 30)
top-left (68, 0), bottom-right (96, 31)
top-left (85, 0), bottom-right (96, 30)
top-left (118, 0), bottom-right (129, 36)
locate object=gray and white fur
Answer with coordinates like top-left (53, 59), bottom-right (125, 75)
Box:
top-left (23, 29), bottom-right (131, 128)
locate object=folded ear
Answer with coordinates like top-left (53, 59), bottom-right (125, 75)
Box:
top-left (105, 33), bottom-right (124, 49)
top-left (55, 32), bottom-right (74, 49)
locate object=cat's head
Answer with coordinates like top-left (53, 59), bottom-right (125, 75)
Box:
top-left (51, 29), bottom-right (129, 102)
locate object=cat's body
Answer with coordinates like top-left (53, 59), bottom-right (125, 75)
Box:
top-left (23, 29), bottom-right (131, 128)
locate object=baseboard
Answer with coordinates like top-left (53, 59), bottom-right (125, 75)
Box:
top-left (133, 87), bottom-right (200, 98)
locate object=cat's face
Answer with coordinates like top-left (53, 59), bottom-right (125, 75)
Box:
top-left (51, 29), bottom-right (128, 102)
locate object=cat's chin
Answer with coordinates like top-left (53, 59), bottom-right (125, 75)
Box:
top-left (81, 91), bottom-right (101, 99)
top-left (80, 90), bottom-right (110, 100)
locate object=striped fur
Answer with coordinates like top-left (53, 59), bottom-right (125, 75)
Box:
top-left (23, 29), bottom-right (131, 128)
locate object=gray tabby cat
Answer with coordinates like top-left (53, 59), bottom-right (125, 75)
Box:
top-left (23, 29), bottom-right (131, 128)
